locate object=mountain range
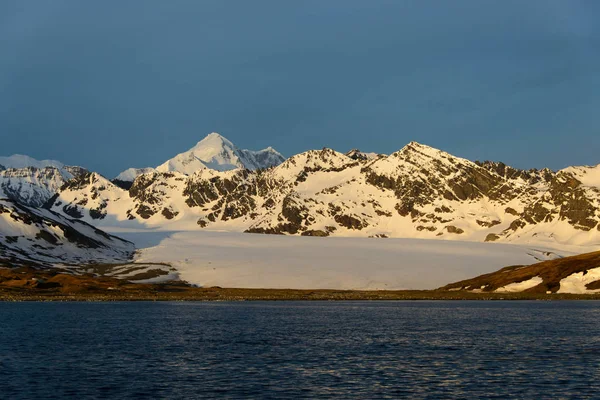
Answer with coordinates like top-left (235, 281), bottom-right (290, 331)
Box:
top-left (2, 132), bottom-right (600, 275)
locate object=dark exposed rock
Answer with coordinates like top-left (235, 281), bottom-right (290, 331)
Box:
top-left (281, 195), bottom-right (308, 226)
top-left (374, 209), bottom-right (392, 217)
top-left (89, 208), bottom-right (106, 220)
top-left (5, 236), bottom-right (18, 244)
top-left (36, 230), bottom-right (58, 245)
top-left (136, 204), bottom-right (156, 219)
top-left (476, 219), bottom-right (501, 228)
top-left (245, 224), bottom-right (297, 235)
top-left (485, 233), bottom-right (500, 242)
top-left (334, 214), bottom-right (367, 230)
top-left (301, 230), bottom-right (329, 237)
top-left (445, 226), bottom-right (464, 234)
top-left (221, 196), bottom-right (256, 221)
top-left (476, 161), bottom-right (553, 185)
top-left (129, 173), bottom-right (162, 205)
top-left (197, 219), bottom-right (208, 228)
top-left (395, 202), bottom-right (414, 217)
top-left (364, 171), bottom-right (396, 191)
top-left (522, 203), bottom-right (553, 225)
top-left (263, 198), bottom-right (276, 209)
top-left (509, 219), bottom-right (526, 231)
top-left (62, 205), bottom-right (83, 219)
top-left (112, 179), bottom-right (133, 190)
top-left (346, 149), bottom-right (372, 161)
top-left (162, 208), bottom-right (178, 220)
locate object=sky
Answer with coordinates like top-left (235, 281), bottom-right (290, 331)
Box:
top-left (1, 0), bottom-right (600, 177)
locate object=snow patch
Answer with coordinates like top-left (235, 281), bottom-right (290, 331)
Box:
top-left (557, 267), bottom-right (600, 294)
top-left (495, 276), bottom-right (543, 292)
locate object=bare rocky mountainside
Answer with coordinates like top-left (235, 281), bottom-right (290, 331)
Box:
top-left (41, 139), bottom-right (600, 248)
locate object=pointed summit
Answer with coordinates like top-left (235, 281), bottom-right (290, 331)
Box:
top-left (393, 141), bottom-right (470, 165)
top-left (397, 141), bottom-right (440, 155)
top-left (192, 132), bottom-right (235, 150)
top-left (154, 132), bottom-right (285, 175)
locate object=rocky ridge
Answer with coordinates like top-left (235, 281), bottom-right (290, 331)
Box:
top-left (44, 142), bottom-right (600, 247)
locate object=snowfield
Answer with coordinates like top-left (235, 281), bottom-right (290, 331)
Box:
top-left (112, 229), bottom-right (572, 290)
top-left (557, 267), bottom-right (600, 294)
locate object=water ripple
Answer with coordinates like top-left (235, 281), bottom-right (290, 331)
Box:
top-left (0, 301), bottom-right (599, 398)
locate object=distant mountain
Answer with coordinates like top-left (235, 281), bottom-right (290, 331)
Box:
top-left (0, 154), bottom-right (65, 170)
top-left (114, 133), bottom-right (285, 184)
top-left (113, 167), bottom-right (156, 189)
top-left (0, 155), bottom-right (88, 207)
top-left (0, 198), bottom-right (133, 267)
top-left (45, 141), bottom-right (600, 248)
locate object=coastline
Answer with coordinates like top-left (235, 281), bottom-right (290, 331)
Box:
top-left (3, 267), bottom-right (600, 301)
top-left (3, 287), bottom-right (600, 302)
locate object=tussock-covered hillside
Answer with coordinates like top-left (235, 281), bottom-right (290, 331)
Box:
top-left (441, 251), bottom-right (600, 294)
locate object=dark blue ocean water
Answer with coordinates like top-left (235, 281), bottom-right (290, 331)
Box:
top-left (1, 301), bottom-right (599, 399)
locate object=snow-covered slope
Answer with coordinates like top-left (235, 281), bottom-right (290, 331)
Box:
top-left (121, 230), bottom-right (564, 290)
top-left (44, 141), bottom-right (600, 250)
top-left (561, 164), bottom-right (600, 189)
top-left (0, 155), bottom-right (88, 207)
top-left (0, 198), bottom-right (133, 267)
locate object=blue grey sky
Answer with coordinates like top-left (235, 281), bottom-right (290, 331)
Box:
top-left (1, 0), bottom-right (600, 176)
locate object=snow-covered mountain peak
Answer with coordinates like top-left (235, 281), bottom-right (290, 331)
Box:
top-left (152, 132), bottom-right (285, 176)
top-left (395, 141), bottom-right (457, 160)
top-left (0, 154), bottom-right (65, 170)
top-left (189, 132), bottom-right (236, 159)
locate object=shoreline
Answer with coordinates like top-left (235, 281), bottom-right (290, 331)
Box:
top-left (2, 287), bottom-right (600, 302)
top-left (2, 267), bottom-right (600, 302)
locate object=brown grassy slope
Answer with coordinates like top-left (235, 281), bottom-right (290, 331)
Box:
top-left (440, 250), bottom-right (600, 293)
top-left (2, 266), bottom-right (600, 300)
